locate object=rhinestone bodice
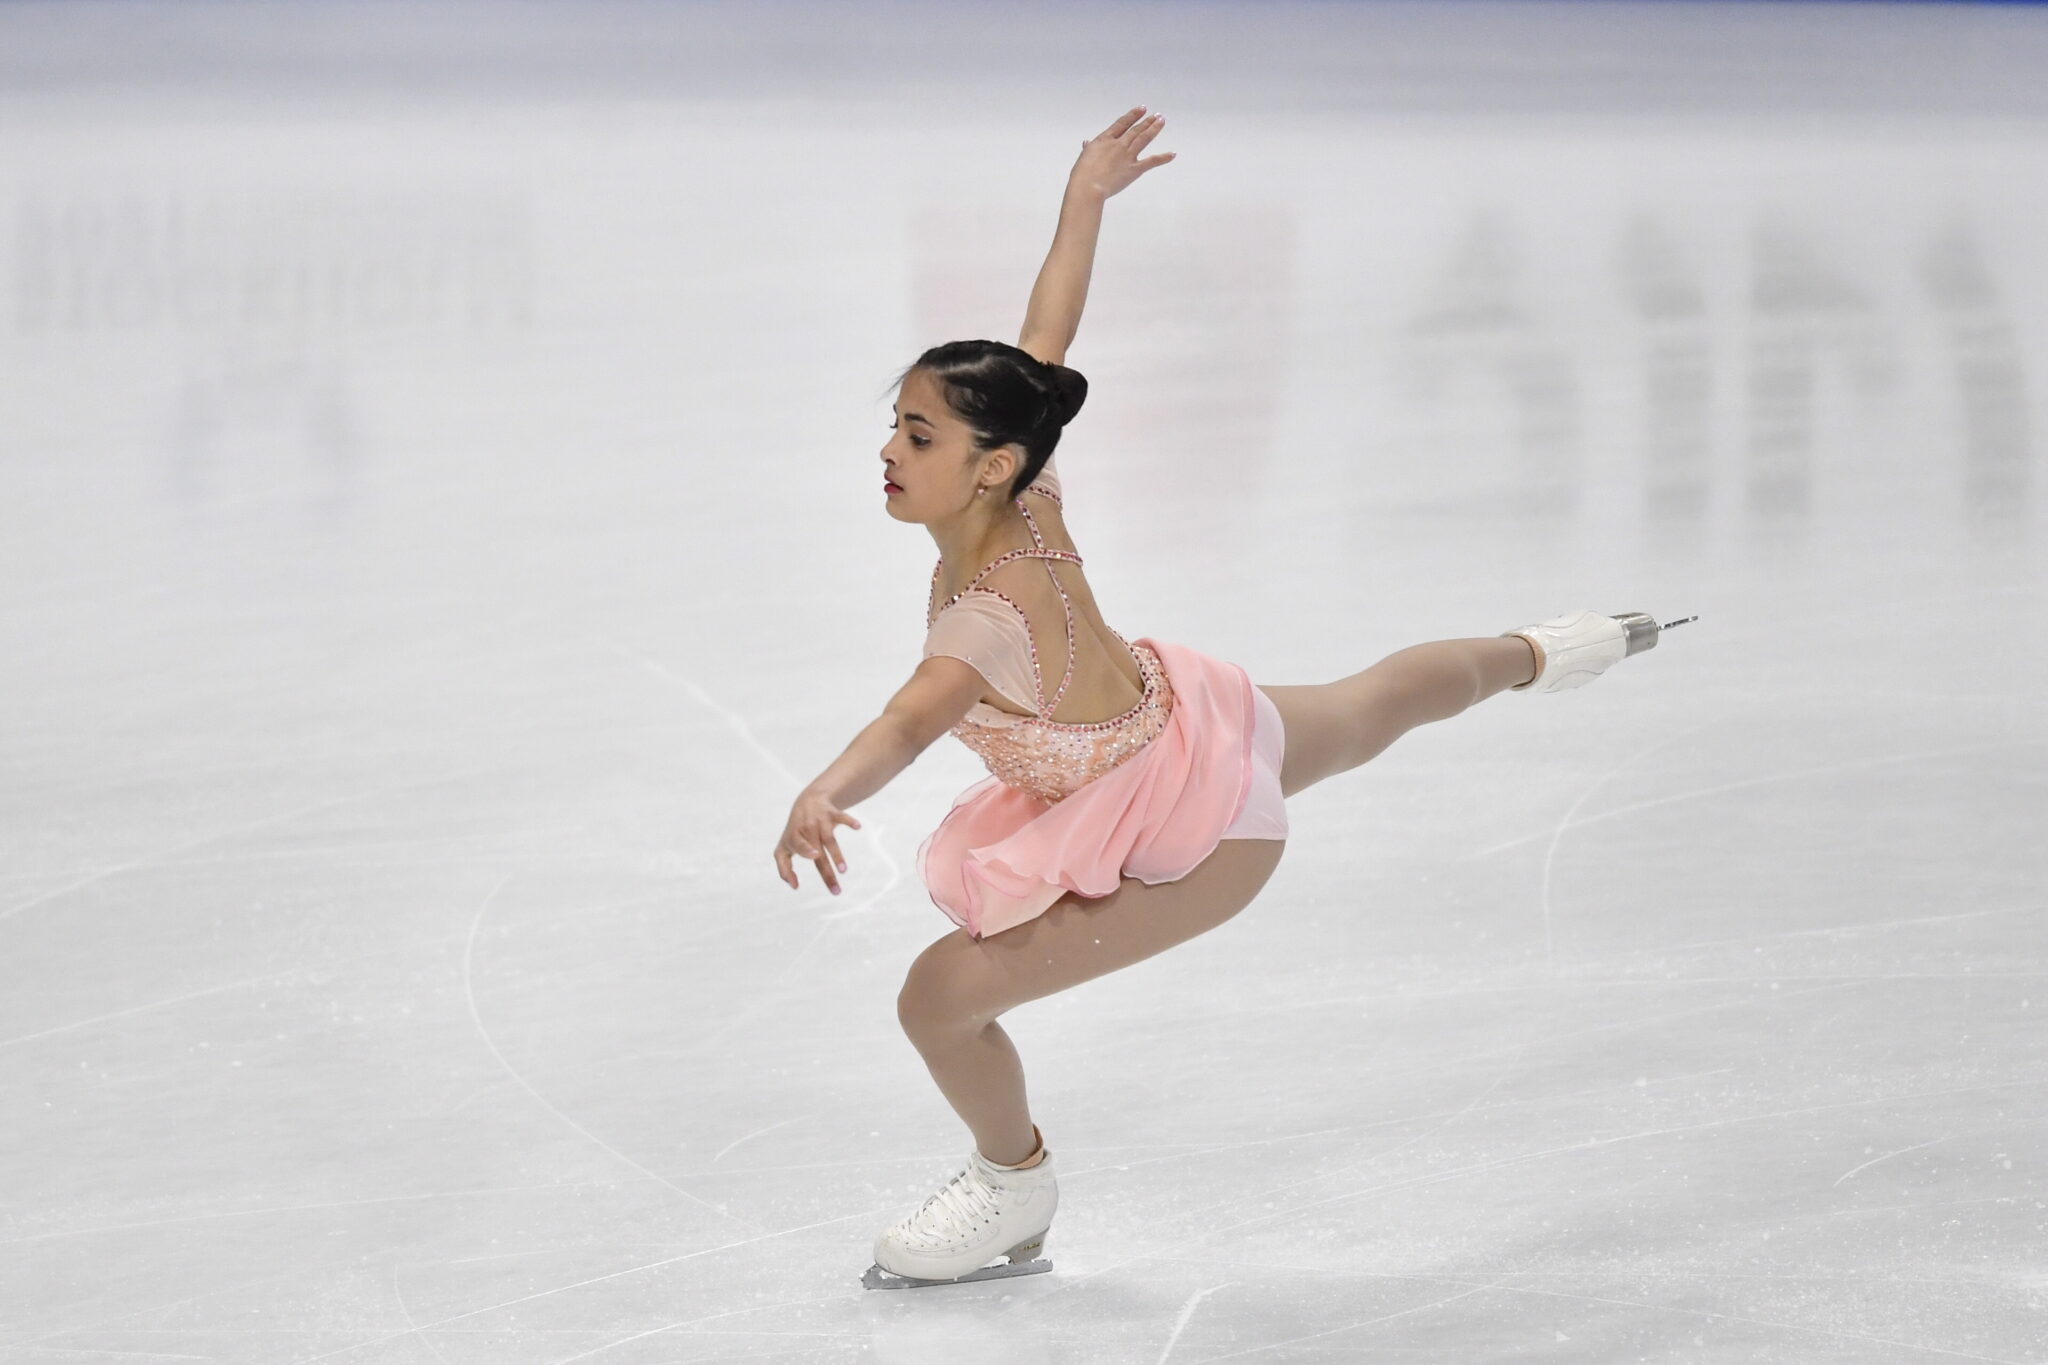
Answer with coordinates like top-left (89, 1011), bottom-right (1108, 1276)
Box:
top-left (924, 482), bottom-right (1173, 805)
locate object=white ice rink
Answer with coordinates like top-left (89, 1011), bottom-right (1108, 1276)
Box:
top-left (3, 2), bottom-right (2045, 1361)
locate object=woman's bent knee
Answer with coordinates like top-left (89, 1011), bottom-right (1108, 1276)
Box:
top-left (896, 934), bottom-right (996, 1043)
top-left (897, 839), bottom-right (1286, 1044)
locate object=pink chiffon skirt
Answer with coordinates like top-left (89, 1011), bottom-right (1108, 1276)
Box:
top-left (917, 637), bottom-right (1289, 941)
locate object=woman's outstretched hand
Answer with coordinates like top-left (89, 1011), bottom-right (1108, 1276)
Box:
top-left (775, 788), bottom-right (861, 895)
top-left (1070, 105), bottom-right (1175, 200)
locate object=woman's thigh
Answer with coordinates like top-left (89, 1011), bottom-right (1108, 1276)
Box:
top-left (907, 836), bottom-right (1286, 1025)
top-left (1258, 670), bottom-right (1449, 800)
top-left (1256, 681), bottom-right (1371, 800)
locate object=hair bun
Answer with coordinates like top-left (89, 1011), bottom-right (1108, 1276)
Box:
top-left (1038, 361), bottom-right (1089, 428)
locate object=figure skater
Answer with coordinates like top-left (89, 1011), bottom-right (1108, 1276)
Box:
top-left (771, 105), bottom-right (1688, 1290)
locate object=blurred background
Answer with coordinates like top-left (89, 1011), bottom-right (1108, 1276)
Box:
top-left (3, 2), bottom-right (2045, 1362)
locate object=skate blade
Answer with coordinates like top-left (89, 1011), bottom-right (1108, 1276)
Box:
top-left (861, 1238), bottom-right (1052, 1291)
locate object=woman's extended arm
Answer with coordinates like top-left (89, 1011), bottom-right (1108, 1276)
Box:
top-left (1018, 105), bottom-right (1175, 365)
top-left (772, 657), bottom-right (987, 894)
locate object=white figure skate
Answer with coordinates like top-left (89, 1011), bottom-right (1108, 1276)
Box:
top-left (863, 1126), bottom-right (1057, 1290)
top-left (1502, 610), bottom-right (1695, 693)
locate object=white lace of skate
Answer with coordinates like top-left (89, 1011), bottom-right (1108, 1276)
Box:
top-left (903, 1166), bottom-right (1002, 1247)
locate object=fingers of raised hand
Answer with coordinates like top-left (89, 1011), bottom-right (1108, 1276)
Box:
top-left (1101, 104), bottom-right (1148, 140)
top-left (1123, 111), bottom-right (1164, 150)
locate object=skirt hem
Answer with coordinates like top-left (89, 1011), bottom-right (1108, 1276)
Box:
top-left (917, 637), bottom-right (1259, 941)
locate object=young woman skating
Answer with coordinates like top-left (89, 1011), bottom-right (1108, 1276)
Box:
top-left (771, 105), bottom-right (1686, 1290)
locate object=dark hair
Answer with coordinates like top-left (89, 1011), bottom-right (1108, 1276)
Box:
top-left (891, 340), bottom-right (1089, 502)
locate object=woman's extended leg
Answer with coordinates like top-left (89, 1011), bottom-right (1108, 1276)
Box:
top-left (1256, 636), bottom-right (1538, 799)
top-left (896, 836), bottom-right (1286, 1165)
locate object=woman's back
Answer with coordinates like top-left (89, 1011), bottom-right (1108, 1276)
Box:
top-left (925, 457), bottom-right (1147, 726)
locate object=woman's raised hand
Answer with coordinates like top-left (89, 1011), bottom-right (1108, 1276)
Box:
top-left (1070, 105), bottom-right (1175, 200)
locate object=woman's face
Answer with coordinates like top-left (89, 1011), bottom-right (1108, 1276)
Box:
top-left (881, 368), bottom-right (1009, 520)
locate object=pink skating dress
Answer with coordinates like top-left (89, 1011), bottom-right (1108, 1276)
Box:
top-left (915, 457), bottom-right (1287, 941)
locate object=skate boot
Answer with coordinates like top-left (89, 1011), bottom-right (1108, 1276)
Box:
top-left (863, 1125), bottom-right (1057, 1290)
top-left (1503, 611), bottom-right (1689, 693)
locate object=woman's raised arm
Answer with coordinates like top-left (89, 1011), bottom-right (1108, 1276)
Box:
top-left (1017, 105), bottom-right (1174, 366)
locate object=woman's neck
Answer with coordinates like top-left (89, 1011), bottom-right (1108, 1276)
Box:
top-left (934, 501), bottom-right (1026, 578)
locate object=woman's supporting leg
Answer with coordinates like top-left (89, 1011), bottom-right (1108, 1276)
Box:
top-left (896, 836), bottom-right (1286, 1165)
top-left (1256, 636), bottom-right (1538, 800)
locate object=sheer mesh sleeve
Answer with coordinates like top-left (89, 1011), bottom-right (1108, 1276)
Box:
top-left (1025, 454), bottom-right (1061, 502)
top-left (922, 595), bottom-right (1038, 715)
